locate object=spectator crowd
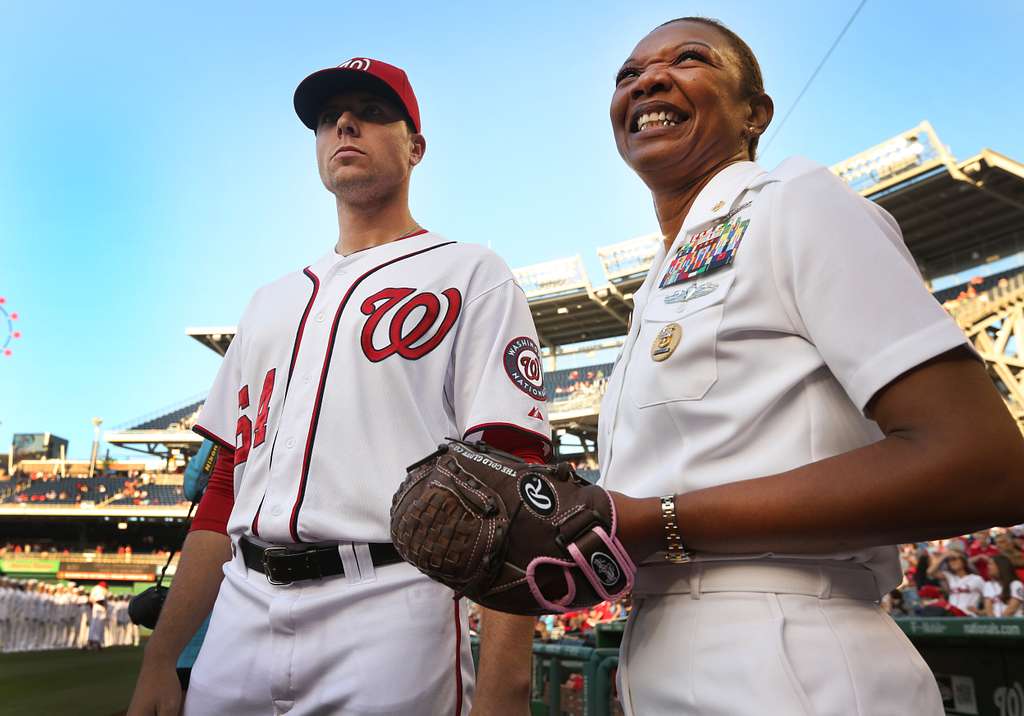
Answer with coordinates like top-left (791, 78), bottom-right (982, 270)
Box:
top-left (467, 600), bottom-right (628, 645)
top-left (0, 577), bottom-right (139, 653)
top-left (0, 469), bottom-right (186, 507)
top-left (1, 542), bottom-right (172, 561)
top-left (884, 527), bottom-right (1024, 618)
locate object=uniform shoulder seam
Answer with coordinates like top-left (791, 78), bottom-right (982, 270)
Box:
top-left (464, 276), bottom-right (521, 309)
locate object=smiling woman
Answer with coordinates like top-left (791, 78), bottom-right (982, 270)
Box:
top-left (597, 16), bottom-right (1024, 716)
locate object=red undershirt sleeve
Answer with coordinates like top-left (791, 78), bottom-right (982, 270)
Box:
top-left (189, 433), bottom-right (541, 536)
top-left (189, 446), bottom-right (236, 535)
top-left (481, 426), bottom-right (548, 466)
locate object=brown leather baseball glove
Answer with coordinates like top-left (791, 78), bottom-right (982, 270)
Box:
top-left (390, 439), bottom-right (636, 615)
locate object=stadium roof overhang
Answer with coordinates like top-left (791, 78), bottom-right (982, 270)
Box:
top-left (831, 122), bottom-right (1024, 281)
top-left (186, 326), bottom-right (235, 356)
top-left (874, 151), bottom-right (1024, 280)
top-left (103, 429), bottom-right (202, 454)
top-left (515, 243), bottom-right (656, 348)
top-left (105, 397), bottom-right (206, 457)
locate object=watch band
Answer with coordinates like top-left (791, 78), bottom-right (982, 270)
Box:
top-left (660, 495), bottom-right (694, 564)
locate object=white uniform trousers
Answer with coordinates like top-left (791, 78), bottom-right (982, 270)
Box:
top-left (618, 560), bottom-right (942, 715)
top-left (185, 544), bottom-right (474, 716)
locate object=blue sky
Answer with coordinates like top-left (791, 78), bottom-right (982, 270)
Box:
top-left (2, 1), bottom-right (1022, 459)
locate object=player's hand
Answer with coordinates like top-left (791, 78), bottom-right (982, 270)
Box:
top-left (126, 661), bottom-right (182, 716)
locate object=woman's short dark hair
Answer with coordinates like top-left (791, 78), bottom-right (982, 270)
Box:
top-left (657, 17), bottom-right (766, 158)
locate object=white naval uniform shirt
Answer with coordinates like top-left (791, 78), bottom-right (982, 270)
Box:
top-left (194, 232), bottom-right (551, 544)
top-left (598, 159), bottom-right (970, 594)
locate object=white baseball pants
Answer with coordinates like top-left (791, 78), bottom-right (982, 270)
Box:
top-left (617, 561), bottom-right (943, 715)
top-left (184, 544), bottom-right (474, 716)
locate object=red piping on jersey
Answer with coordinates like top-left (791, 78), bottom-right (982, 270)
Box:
top-left (453, 599), bottom-right (463, 716)
top-left (193, 424), bottom-right (235, 452)
top-left (251, 267), bottom-right (320, 538)
top-left (289, 239), bottom-right (456, 542)
top-left (287, 268), bottom-right (321, 387)
top-left (463, 422), bottom-right (552, 447)
top-left (250, 493), bottom-right (266, 538)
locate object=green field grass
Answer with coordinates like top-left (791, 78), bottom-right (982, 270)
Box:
top-left (0, 646), bottom-right (144, 716)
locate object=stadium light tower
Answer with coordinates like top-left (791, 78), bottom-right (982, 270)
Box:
top-left (89, 417), bottom-right (103, 478)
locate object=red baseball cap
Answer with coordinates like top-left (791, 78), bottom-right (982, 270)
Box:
top-left (294, 58), bottom-right (421, 133)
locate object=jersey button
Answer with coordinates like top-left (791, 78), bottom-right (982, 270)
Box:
top-left (286, 437), bottom-right (296, 449)
top-left (271, 505), bottom-right (283, 516)
top-left (315, 312), bottom-right (325, 323)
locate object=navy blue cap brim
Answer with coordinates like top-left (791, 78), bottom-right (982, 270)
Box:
top-left (293, 68), bottom-right (414, 131)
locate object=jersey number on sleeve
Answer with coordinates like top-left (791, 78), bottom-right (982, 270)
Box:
top-left (253, 368), bottom-right (276, 447)
top-left (235, 368), bottom-right (277, 466)
top-left (235, 386), bottom-right (252, 466)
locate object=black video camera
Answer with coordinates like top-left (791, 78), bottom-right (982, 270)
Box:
top-left (128, 584), bottom-right (169, 629)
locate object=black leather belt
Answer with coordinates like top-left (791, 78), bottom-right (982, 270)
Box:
top-left (240, 535), bottom-right (403, 585)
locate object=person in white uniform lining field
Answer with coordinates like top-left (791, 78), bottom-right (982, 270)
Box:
top-left (596, 17), bottom-right (1024, 715)
top-left (128, 57), bottom-right (549, 715)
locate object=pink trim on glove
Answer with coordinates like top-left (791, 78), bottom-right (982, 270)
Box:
top-left (525, 556), bottom-right (578, 613)
top-left (566, 526), bottom-right (636, 602)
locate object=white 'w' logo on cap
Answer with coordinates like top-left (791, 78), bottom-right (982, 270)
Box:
top-left (340, 58), bottom-right (372, 71)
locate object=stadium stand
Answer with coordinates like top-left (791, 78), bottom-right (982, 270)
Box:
top-left (932, 266), bottom-right (1024, 305)
top-left (545, 363), bottom-right (614, 403)
top-left (1, 473), bottom-right (187, 506)
top-left (130, 399), bottom-right (204, 431)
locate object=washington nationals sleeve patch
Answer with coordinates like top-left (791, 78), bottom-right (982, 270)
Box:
top-left (503, 336), bottom-right (546, 401)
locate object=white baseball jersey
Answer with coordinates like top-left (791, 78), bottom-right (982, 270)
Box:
top-left (194, 231), bottom-right (551, 544)
top-left (598, 158), bottom-right (970, 595)
top-left (945, 572), bottom-right (986, 613)
top-left (984, 578), bottom-right (1024, 616)
top-left (88, 584), bottom-right (107, 604)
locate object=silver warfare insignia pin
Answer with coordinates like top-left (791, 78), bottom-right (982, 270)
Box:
top-left (664, 281), bottom-right (718, 306)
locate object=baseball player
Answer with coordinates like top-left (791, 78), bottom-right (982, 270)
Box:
top-left (0, 578), bottom-right (10, 652)
top-left (592, 17), bottom-right (1024, 715)
top-left (128, 57), bottom-right (550, 715)
top-left (87, 593), bottom-right (107, 650)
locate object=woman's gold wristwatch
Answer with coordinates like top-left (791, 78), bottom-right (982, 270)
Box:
top-left (660, 495), bottom-right (695, 564)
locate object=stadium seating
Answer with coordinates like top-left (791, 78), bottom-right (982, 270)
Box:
top-left (933, 267), bottom-right (1024, 304)
top-left (1, 473), bottom-right (187, 506)
top-left (545, 363), bottom-right (615, 403)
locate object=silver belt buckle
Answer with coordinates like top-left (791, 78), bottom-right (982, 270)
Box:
top-left (262, 546), bottom-right (292, 586)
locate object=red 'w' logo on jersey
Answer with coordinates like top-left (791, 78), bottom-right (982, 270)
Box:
top-left (360, 287), bottom-right (462, 361)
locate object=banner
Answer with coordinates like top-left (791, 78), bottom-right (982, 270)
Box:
top-left (0, 557), bottom-right (61, 574)
top-left (57, 561), bottom-right (156, 582)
